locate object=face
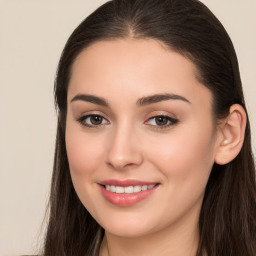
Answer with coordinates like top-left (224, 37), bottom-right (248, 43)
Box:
top-left (66, 39), bottom-right (219, 238)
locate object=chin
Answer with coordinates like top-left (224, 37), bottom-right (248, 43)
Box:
top-left (98, 213), bottom-right (159, 238)
top-left (104, 225), bottom-right (151, 238)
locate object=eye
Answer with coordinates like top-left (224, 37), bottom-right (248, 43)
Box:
top-left (77, 114), bottom-right (109, 127)
top-left (146, 115), bottom-right (178, 128)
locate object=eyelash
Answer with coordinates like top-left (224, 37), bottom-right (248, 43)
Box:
top-left (76, 114), bottom-right (178, 129)
top-left (146, 115), bottom-right (178, 129)
top-left (77, 114), bottom-right (109, 128)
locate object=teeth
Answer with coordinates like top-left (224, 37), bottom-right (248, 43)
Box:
top-left (134, 185), bottom-right (142, 192)
top-left (105, 184), bottom-right (156, 193)
top-left (142, 185), bottom-right (147, 191)
top-left (147, 184), bottom-right (155, 189)
top-left (115, 186), bottom-right (124, 193)
top-left (124, 186), bottom-right (134, 194)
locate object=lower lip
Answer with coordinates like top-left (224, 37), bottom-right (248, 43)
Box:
top-left (99, 185), bottom-right (159, 207)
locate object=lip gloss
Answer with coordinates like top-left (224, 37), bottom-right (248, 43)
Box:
top-left (98, 180), bottom-right (159, 207)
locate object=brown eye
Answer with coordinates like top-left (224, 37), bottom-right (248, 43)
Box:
top-left (146, 115), bottom-right (178, 129)
top-left (77, 114), bottom-right (109, 127)
top-left (155, 116), bottom-right (169, 126)
top-left (90, 115), bottom-right (103, 125)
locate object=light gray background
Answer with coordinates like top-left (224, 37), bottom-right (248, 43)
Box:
top-left (0, 1), bottom-right (255, 255)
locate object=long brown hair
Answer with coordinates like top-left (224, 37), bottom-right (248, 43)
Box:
top-left (43, 0), bottom-right (256, 255)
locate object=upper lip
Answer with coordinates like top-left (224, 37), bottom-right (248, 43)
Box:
top-left (99, 179), bottom-right (159, 186)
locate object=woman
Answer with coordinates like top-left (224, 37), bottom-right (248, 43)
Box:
top-left (43, 0), bottom-right (256, 255)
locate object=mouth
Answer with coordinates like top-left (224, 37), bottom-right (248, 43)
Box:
top-left (103, 184), bottom-right (157, 194)
top-left (98, 180), bottom-right (160, 207)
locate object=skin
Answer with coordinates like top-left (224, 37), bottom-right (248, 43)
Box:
top-left (65, 39), bottom-right (224, 256)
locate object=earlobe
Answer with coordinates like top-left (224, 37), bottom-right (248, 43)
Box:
top-left (214, 104), bottom-right (247, 165)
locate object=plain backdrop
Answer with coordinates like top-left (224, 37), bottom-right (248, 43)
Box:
top-left (0, 0), bottom-right (255, 255)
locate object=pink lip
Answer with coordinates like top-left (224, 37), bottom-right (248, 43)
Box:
top-left (98, 179), bottom-right (159, 207)
top-left (99, 179), bottom-right (157, 186)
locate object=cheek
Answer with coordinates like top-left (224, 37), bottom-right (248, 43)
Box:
top-left (143, 124), bottom-right (216, 224)
top-left (146, 121), bottom-right (215, 188)
top-left (65, 122), bottom-right (105, 179)
top-left (65, 122), bottom-right (107, 216)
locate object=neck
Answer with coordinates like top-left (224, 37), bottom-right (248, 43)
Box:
top-left (100, 211), bottom-right (200, 256)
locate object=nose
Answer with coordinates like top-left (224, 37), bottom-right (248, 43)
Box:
top-left (105, 123), bottom-right (143, 170)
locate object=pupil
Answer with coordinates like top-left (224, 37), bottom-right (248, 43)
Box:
top-left (156, 116), bottom-right (168, 126)
top-left (91, 115), bottom-right (102, 125)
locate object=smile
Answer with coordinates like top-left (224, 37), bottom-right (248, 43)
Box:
top-left (99, 180), bottom-right (160, 207)
top-left (105, 184), bottom-right (156, 193)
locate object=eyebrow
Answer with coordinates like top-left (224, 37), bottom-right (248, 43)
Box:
top-left (71, 94), bottom-right (108, 106)
top-left (136, 93), bottom-right (191, 106)
top-left (70, 93), bottom-right (191, 106)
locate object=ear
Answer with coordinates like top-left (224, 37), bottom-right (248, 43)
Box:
top-left (214, 104), bottom-right (247, 165)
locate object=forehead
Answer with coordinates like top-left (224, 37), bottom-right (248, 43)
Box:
top-left (71, 38), bottom-right (198, 83)
top-left (68, 38), bottom-right (212, 110)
